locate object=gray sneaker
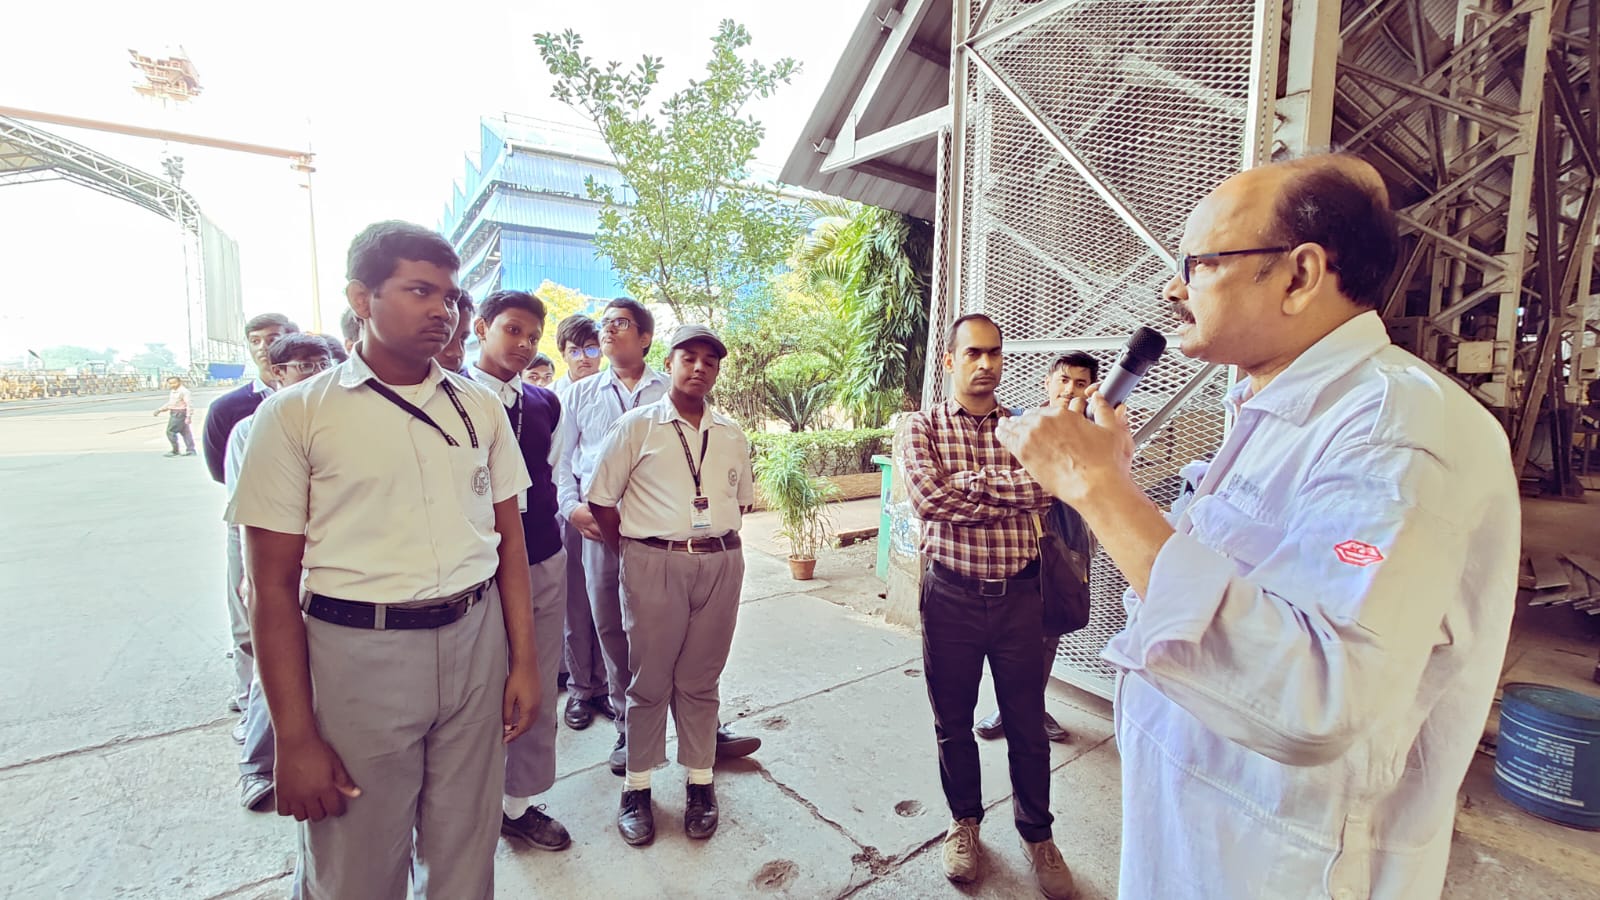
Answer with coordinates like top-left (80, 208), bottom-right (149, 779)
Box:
top-left (239, 774), bottom-right (274, 811)
top-left (1022, 837), bottom-right (1076, 899)
top-left (942, 817), bottom-right (980, 884)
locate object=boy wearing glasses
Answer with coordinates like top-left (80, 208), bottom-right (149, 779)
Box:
top-left (551, 314), bottom-right (610, 732)
top-left (554, 299), bottom-right (669, 773)
top-left (553, 314), bottom-right (602, 400)
top-left (224, 332), bottom-right (335, 812)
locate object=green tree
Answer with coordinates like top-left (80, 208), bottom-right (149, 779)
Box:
top-left (39, 345), bottom-right (116, 370)
top-left (797, 199), bottom-right (934, 421)
top-left (719, 270), bottom-right (848, 428)
top-left (534, 20), bottom-right (806, 326)
top-left (126, 342), bottom-right (179, 374)
top-left (532, 280), bottom-right (596, 380)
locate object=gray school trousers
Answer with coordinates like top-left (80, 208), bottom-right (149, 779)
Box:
top-left (580, 536), bottom-right (629, 731)
top-left (505, 548), bottom-right (565, 800)
top-left (292, 587), bottom-right (507, 900)
top-left (618, 539), bottom-right (744, 772)
top-left (226, 525), bottom-right (252, 708)
top-left (561, 520), bottom-right (606, 702)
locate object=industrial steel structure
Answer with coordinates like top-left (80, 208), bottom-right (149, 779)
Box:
top-left (788, 0), bottom-right (1600, 696)
top-left (0, 113), bottom-right (245, 370)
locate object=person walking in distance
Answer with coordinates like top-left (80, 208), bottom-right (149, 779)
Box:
top-left (587, 324), bottom-right (753, 847)
top-left (154, 376), bottom-right (196, 456)
top-left (903, 314), bottom-right (1076, 898)
top-left (973, 350), bottom-right (1100, 746)
top-left (228, 221), bottom-right (539, 899)
top-left (469, 289), bottom-right (574, 852)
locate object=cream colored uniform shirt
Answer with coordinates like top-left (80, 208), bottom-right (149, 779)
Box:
top-left (585, 396), bottom-right (753, 541)
top-left (225, 352), bottom-right (531, 604)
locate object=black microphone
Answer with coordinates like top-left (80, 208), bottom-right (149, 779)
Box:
top-left (1093, 327), bottom-right (1167, 417)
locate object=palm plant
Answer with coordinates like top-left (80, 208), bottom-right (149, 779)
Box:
top-left (754, 440), bottom-right (839, 576)
top-left (796, 199), bottom-right (934, 422)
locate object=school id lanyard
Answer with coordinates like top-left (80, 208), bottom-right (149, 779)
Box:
top-left (610, 383), bottom-right (645, 415)
top-left (367, 378), bottom-right (479, 448)
top-left (670, 421), bottom-right (711, 497)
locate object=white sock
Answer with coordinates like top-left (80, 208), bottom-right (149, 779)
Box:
top-left (503, 795), bottom-right (533, 819)
top-left (625, 769), bottom-right (652, 791)
top-left (686, 767), bottom-right (713, 786)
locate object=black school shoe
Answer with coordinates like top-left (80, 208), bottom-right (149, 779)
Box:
top-left (501, 805), bottom-right (571, 851)
top-left (564, 695), bottom-right (593, 730)
top-left (685, 782), bottom-right (719, 840)
top-left (714, 723), bottom-right (761, 760)
top-left (618, 789), bottom-right (654, 846)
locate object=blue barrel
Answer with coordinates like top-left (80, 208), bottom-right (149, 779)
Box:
top-left (1494, 683), bottom-right (1600, 830)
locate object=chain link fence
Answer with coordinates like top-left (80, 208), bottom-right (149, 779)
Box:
top-left (924, 0), bottom-right (1279, 696)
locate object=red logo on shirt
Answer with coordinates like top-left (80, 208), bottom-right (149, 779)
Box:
top-left (1334, 540), bottom-right (1384, 567)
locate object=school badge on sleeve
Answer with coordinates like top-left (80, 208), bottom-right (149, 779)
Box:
top-left (472, 465), bottom-right (491, 496)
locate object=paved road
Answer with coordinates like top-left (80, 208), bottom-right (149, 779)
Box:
top-left (1, 394), bottom-right (1594, 900)
top-left (0, 389), bottom-right (235, 770)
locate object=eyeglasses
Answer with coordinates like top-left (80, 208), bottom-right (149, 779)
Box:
top-left (599, 317), bottom-right (636, 333)
top-left (565, 345), bottom-right (602, 360)
top-left (1176, 246), bottom-right (1293, 284)
top-left (278, 359), bottom-right (333, 375)
top-left (526, 371), bottom-right (554, 386)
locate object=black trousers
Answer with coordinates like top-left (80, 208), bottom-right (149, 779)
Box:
top-left (920, 561), bottom-right (1053, 842)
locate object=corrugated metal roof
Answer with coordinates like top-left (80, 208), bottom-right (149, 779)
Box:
top-left (780, 0), bottom-right (951, 220)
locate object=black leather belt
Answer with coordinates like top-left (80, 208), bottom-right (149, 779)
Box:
top-left (638, 534), bottom-right (742, 554)
top-left (307, 580), bottom-right (490, 630)
top-left (928, 559), bottom-right (1039, 597)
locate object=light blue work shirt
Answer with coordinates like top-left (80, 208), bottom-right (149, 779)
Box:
top-left (554, 365), bottom-right (668, 520)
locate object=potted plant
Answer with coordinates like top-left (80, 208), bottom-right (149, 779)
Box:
top-left (755, 440), bottom-right (840, 580)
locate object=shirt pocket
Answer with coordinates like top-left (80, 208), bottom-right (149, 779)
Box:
top-left (447, 444), bottom-right (497, 531)
top-left (1184, 495), bottom-right (1285, 575)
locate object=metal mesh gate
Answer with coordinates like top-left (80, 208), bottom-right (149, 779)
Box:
top-left (929, 0), bottom-right (1282, 696)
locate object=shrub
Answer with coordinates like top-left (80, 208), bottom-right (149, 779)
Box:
top-left (747, 427), bottom-right (891, 477)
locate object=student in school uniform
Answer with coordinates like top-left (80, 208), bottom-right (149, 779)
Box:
top-left (523, 353), bottom-right (556, 388)
top-left (225, 333), bottom-right (336, 812)
top-left (228, 220), bottom-right (539, 900)
top-left (435, 291), bottom-right (475, 375)
top-left (556, 303), bottom-right (762, 771)
top-left (554, 299), bottom-right (671, 774)
top-left (550, 314), bottom-right (609, 731)
top-left (469, 289), bottom-right (573, 851)
top-left (588, 324), bottom-right (753, 846)
top-left (204, 312), bottom-right (297, 717)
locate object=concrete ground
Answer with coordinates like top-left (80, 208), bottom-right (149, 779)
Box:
top-left (0, 392), bottom-right (1597, 899)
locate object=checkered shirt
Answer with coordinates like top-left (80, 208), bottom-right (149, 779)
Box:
top-left (903, 399), bottom-right (1053, 580)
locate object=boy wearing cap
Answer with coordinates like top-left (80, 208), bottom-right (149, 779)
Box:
top-left (587, 324), bottom-right (753, 847)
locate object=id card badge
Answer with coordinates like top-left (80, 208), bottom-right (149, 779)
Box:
top-left (517, 489), bottom-right (528, 514)
top-left (690, 496), bottom-right (712, 531)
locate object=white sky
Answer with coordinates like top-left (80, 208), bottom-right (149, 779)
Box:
top-left (0, 0), bottom-right (864, 364)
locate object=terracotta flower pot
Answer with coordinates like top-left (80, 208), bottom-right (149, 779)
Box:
top-left (788, 557), bottom-right (817, 581)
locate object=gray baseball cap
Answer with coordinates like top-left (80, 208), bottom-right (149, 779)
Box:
top-left (668, 323), bottom-right (728, 358)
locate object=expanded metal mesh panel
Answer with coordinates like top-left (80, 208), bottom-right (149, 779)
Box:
top-left (939, 0), bottom-right (1276, 697)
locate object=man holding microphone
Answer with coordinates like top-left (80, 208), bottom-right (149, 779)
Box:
top-left (998, 154), bottom-right (1517, 899)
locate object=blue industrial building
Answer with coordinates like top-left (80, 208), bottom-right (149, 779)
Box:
top-left (439, 115), bottom-right (631, 304)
